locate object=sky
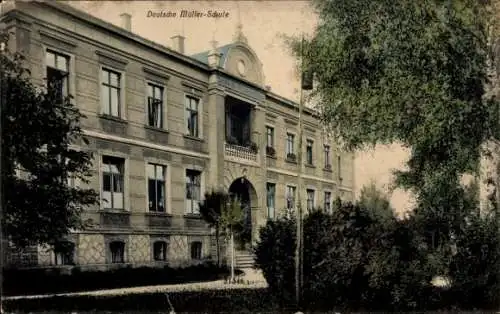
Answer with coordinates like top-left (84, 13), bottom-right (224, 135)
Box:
top-left (68, 0), bottom-right (414, 215)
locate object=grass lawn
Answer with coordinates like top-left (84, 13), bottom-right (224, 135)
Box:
top-left (3, 288), bottom-right (292, 313)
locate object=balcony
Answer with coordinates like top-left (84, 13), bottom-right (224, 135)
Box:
top-left (225, 142), bottom-right (258, 162)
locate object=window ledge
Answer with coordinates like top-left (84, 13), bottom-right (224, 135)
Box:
top-left (99, 209), bottom-right (131, 215)
top-left (184, 214), bottom-right (202, 219)
top-left (305, 163), bottom-right (315, 168)
top-left (266, 154), bottom-right (277, 159)
top-left (285, 158), bottom-right (297, 164)
top-left (323, 166), bottom-right (333, 172)
top-left (146, 212), bottom-right (172, 217)
top-left (99, 114), bottom-right (128, 124)
top-left (183, 135), bottom-right (204, 142)
top-left (144, 125), bottom-right (169, 134)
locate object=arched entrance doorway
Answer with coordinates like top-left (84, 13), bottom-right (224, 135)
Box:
top-left (228, 177), bottom-right (257, 250)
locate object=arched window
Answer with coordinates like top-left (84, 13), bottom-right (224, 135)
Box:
top-left (54, 241), bottom-right (75, 265)
top-left (190, 241), bottom-right (202, 260)
top-left (153, 241), bottom-right (167, 261)
top-left (109, 241), bottom-right (125, 263)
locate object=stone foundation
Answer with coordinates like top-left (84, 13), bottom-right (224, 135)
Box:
top-left (5, 233), bottom-right (214, 270)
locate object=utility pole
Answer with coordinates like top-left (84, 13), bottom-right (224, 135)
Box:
top-left (295, 61), bottom-right (304, 309)
top-left (295, 33), bottom-right (313, 309)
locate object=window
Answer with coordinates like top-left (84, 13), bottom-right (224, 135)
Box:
top-left (148, 164), bottom-right (166, 212)
top-left (191, 241), bottom-right (202, 260)
top-left (266, 183), bottom-right (276, 219)
top-left (286, 185), bottom-right (296, 210)
top-left (337, 155), bottom-right (342, 180)
top-left (46, 50), bottom-right (69, 104)
top-left (324, 191), bottom-right (332, 213)
top-left (306, 140), bottom-right (314, 165)
top-left (110, 241), bottom-right (125, 263)
top-left (153, 241), bottom-right (167, 261)
top-left (102, 156), bottom-right (124, 210)
top-left (286, 133), bottom-right (295, 155)
top-left (186, 169), bottom-right (201, 214)
top-left (67, 176), bottom-right (76, 188)
top-left (324, 145), bottom-right (331, 168)
top-left (54, 241), bottom-right (75, 266)
top-left (185, 95), bottom-right (200, 137)
top-left (266, 126), bottom-right (274, 147)
top-left (306, 189), bottom-right (315, 211)
top-left (147, 83), bottom-right (164, 128)
top-left (101, 68), bottom-right (121, 117)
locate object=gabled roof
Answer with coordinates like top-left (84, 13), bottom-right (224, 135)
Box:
top-left (190, 43), bottom-right (235, 68)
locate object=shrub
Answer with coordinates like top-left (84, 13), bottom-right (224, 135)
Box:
top-left (254, 203), bottom-right (433, 311)
top-left (3, 261), bottom-right (241, 296)
top-left (253, 216), bottom-right (296, 305)
top-left (448, 212), bottom-right (500, 310)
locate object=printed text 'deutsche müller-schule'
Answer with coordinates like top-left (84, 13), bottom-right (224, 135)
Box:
top-left (147, 10), bottom-right (230, 18)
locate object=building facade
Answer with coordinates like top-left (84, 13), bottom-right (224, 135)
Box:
top-left (1, 1), bottom-right (355, 270)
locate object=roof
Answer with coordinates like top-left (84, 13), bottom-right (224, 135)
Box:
top-left (190, 44), bottom-right (235, 68)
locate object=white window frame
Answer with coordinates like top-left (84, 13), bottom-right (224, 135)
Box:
top-left (99, 65), bottom-right (126, 119)
top-left (145, 80), bottom-right (167, 129)
top-left (153, 240), bottom-right (168, 261)
top-left (265, 125), bottom-right (275, 148)
top-left (53, 241), bottom-right (76, 266)
top-left (42, 45), bottom-right (76, 106)
top-left (337, 154), bottom-right (342, 181)
top-left (146, 163), bottom-right (168, 213)
top-left (306, 138), bottom-right (314, 165)
top-left (266, 182), bottom-right (276, 219)
top-left (324, 190), bottom-right (332, 213)
top-left (286, 132), bottom-right (296, 156)
top-left (145, 159), bottom-right (171, 214)
top-left (98, 152), bottom-right (129, 211)
top-left (286, 184), bottom-right (297, 210)
top-left (306, 188), bottom-right (315, 211)
top-left (184, 167), bottom-right (205, 215)
top-left (184, 91), bottom-right (204, 139)
top-left (190, 241), bottom-right (203, 260)
top-left (109, 240), bottom-right (126, 264)
top-left (324, 144), bottom-right (331, 168)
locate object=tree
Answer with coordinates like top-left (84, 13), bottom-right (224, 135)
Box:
top-left (198, 189), bottom-right (229, 267)
top-left (286, 0), bottom-right (499, 282)
top-left (221, 195), bottom-right (243, 283)
top-left (357, 181), bottom-right (394, 224)
top-left (1, 32), bottom-right (99, 248)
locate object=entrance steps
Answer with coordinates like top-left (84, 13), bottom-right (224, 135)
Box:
top-left (235, 251), bottom-right (255, 269)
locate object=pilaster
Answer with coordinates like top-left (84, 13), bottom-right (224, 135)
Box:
top-left (207, 77), bottom-right (226, 191)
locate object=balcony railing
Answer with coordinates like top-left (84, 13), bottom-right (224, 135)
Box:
top-left (225, 142), bottom-right (258, 162)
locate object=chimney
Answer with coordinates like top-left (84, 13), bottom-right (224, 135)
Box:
top-left (120, 13), bottom-right (132, 32)
top-left (171, 35), bottom-right (185, 54)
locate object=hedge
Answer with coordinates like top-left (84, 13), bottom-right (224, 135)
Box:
top-left (3, 261), bottom-right (243, 296)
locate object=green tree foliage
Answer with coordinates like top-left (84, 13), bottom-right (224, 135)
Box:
top-left (287, 0), bottom-right (498, 209)
top-left (284, 1), bottom-right (500, 301)
top-left (254, 216), bottom-right (296, 305)
top-left (199, 190), bottom-right (244, 281)
top-left (255, 200), bottom-right (436, 311)
top-left (357, 181), bottom-right (394, 224)
top-left (1, 32), bottom-right (99, 247)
